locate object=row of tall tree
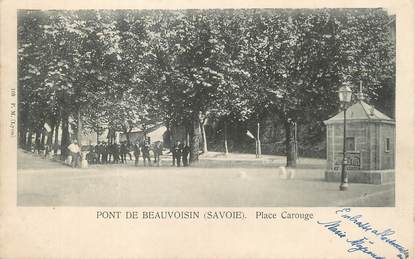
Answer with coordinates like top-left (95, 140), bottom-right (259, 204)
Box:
top-left (18, 9), bottom-right (395, 166)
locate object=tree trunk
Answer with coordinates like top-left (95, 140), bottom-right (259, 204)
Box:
top-left (186, 126), bottom-right (190, 145)
top-left (107, 128), bottom-right (112, 144)
top-left (61, 110), bottom-right (70, 160)
top-left (40, 129), bottom-right (46, 146)
top-left (108, 128), bottom-right (116, 144)
top-left (294, 122), bottom-right (298, 161)
top-left (76, 109), bottom-right (82, 144)
top-left (20, 127), bottom-right (27, 149)
top-left (35, 131), bottom-right (41, 153)
top-left (18, 125), bottom-right (24, 148)
top-left (35, 130), bottom-right (41, 149)
top-left (165, 124), bottom-right (171, 148)
top-left (126, 130), bottom-right (131, 145)
top-left (27, 128), bottom-right (33, 151)
top-left (142, 126), bottom-right (147, 141)
top-left (47, 122), bottom-right (54, 146)
top-left (19, 105), bottom-right (29, 148)
top-left (201, 120), bottom-right (208, 154)
top-left (40, 131), bottom-right (46, 148)
top-left (284, 120), bottom-right (297, 168)
top-left (224, 120), bottom-right (229, 155)
top-left (257, 122), bottom-right (261, 158)
top-left (96, 129), bottom-right (99, 144)
top-left (189, 114), bottom-right (201, 163)
top-left (54, 120), bottom-right (60, 155)
top-left (123, 127), bottom-right (132, 145)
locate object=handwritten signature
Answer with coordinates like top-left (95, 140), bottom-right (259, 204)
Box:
top-left (317, 208), bottom-right (410, 259)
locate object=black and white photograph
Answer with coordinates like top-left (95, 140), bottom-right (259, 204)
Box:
top-left (17, 8), bottom-right (396, 207)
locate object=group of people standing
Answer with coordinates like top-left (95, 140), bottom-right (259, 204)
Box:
top-left (67, 139), bottom-right (191, 168)
top-left (171, 141), bottom-right (191, 167)
top-left (86, 141), bottom-right (132, 164)
top-left (132, 141), bottom-right (163, 166)
top-left (85, 140), bottom-right (163, 166)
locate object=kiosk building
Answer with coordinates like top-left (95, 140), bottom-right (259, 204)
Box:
top-left (324, 96), bottom-right (395, 184)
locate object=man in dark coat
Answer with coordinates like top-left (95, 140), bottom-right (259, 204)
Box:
top-left (153, 141), bottom-right (163, 167)
top-left (44, 144), bottom-right (51, 159)
top-left (133, 141), bottom-right (140, 167)
top-left (113, 143), bottom-right (120, 164)
top-left (182, 144), bottom-right (190, 167)
top-left (102, 142), bottom-right (108, 164)
top-left (141, 141), bottom-right (151, 166)
top-left (107, 142), bottom-right (112, 163)
top-left (175, 141), bottom-right (183, 167)
top-left (127, 143), bottom-right (133, 161)
top-left (35, 138), bottom-right (41, 155)
top-left (86, 145), bottom-right (95, 164)
top-left (120, 141), bottom-right (128, 164)
top-left (171, 142), bottom-right (177, 166)
top-left (95, 142), bottom-right (101, 163)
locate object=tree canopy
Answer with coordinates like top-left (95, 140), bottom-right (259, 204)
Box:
top-left (18, 8), bottom-right (395, 165)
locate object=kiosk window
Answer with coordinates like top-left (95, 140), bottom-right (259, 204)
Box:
top-left (385, 138), bottom-right (391, 152)
top-left (345, 137), bottom-right (355, 151)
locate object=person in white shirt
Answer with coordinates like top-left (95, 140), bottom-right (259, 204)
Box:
top-left (68, 140), bottom-right (81, 168)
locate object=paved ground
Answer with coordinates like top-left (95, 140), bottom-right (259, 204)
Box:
top-left (17, 150), bottom-right (395, 207)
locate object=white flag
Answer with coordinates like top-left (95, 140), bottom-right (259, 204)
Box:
top-left (44, 123), bottom-right (52, 132)
top-left (246, 130), bottom-right (255, 139)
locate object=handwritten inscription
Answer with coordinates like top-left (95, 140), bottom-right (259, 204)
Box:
top-left (317, 208), bottom-right (410, 259)
top-left (94, 208), bottom-right (410, 258)
top-left (347, 237), bottom-right (384, 259)
top-left (336, 208), bottom-right (410, 258)
top-left (317, 220), bottom-right (347, 238)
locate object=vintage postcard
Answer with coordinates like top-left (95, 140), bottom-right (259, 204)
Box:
top-left (1, 0), bottom-right (414, 258)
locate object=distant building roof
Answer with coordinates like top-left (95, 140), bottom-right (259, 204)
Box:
top-left (324, 101), bottom-right (394, 125)
top-left (120, 123), bottom-right (165, 135)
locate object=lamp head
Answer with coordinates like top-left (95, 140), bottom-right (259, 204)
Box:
top-left (338, 84), bottom-right (353, 104)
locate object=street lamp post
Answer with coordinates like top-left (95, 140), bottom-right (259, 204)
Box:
top-left (338, 84), bottom-right (353, 191)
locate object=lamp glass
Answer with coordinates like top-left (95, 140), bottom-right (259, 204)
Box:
top-left (338, 85), bottom-right (352, 103)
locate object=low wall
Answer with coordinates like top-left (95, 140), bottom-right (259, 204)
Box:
top-left (325, 169), bottom-right (395, 185)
